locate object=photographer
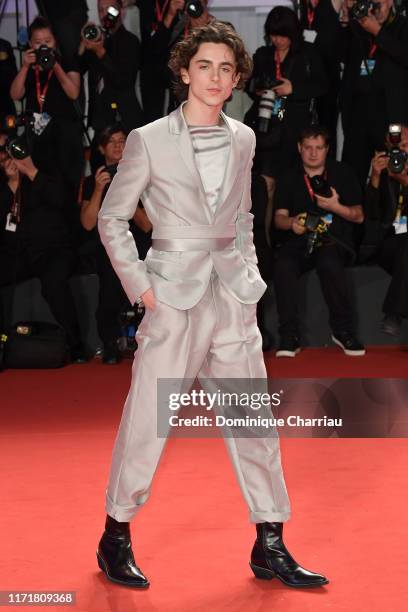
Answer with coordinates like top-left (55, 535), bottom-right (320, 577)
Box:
top-left (298, 0), bottom-right (344, 152)
top-left (9, 16), bottom-right (83, 219)
top-left (272, 125), bottom-right (365, 357)
top-left (0, 38), bottom-right (17, 125)
top-left (139, 0), bottom-right (215, 122)
top-left (0, 131), bottom-right (87, 363)
top-left (79, 0), bottom-right (143, 135)
top-left (80, 125), bottom-right (152, 364)
top-left (340, 0), bottom-right (408, 186)
top-left (359, 124), bottom-right (408, 336)
top-left (244, 6), bottom-right (327, 227)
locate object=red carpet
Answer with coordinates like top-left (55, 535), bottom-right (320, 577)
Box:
top-left (1, 349), bottom-right (407, 611)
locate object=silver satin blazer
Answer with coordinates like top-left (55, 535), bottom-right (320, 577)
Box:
top-left (97, 102), bottom-right (267, 309)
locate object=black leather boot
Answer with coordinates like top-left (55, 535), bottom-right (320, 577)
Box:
top-left (96, 515), bottom-right (149, 588)
top-left (250, 522), bottom-right (328, 588)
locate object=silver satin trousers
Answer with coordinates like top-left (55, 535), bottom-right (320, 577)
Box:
top-left (105, 269), bottom-right (291, 523)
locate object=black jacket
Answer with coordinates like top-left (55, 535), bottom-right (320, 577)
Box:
top-left (81, 25), bottom-right (143, 132)
top-left (245, 43), bottom-right (328, 131)
top-left (0, 172), bottom-right (72, 261)
top-left (340, 14), bottom-right (408, 128)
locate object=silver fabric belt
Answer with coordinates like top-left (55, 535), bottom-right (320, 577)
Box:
top-left (151, 224), bottom-right (236, 252)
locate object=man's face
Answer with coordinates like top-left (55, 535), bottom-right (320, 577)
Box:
top-left (298, 136), bottom-right (329, 169)
top-left (98, 0), bottom-right (122, 29)
top-left (30, 27), bottom-right (56, 50)
top-left (372, 0), bottom-right (393, 25)
top-left (101, 131), bottom-right (126, 163)
top-left (180, 42), bottom-right (240, 109)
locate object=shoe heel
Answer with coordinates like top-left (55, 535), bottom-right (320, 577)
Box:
top-left (250, 562), bottom-right (275, 580)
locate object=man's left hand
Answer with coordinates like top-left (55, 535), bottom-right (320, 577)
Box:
top-left (315, 187), bottom-right (341, 212)
top-left (359, 9), bottom-right (381, 35)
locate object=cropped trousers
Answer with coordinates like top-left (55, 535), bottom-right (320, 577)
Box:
top-left (105, 269), bottom-right (291, 524)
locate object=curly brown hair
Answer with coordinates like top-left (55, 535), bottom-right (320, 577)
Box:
top-left (168, 21), bottom-right (253, 102)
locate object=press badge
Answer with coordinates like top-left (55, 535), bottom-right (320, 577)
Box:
top-left (32, 111), bottom-right (51, 136)
top-left (360, 59), bottom-right (375, 76)
top-left (303, 29), bottom-right (317, 44)
top-left (322, 213), bottom-right (333, 225)
top-left (393, 216), bottom-right (407, 234)
top-left (5, 213), bottom-right (17, 232)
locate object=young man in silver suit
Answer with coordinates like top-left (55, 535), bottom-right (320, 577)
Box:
top-left (96, 21), bottom-right (328, 589)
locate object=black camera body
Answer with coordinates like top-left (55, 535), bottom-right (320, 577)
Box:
top-left (35, 45), bottom-right (57, 71)
top-left (82, 5), bottom-right (120, 42)
top-left (0, 113), bottom-right (34, 160)
top-left (104, 163), bottom-right (118, 181)
top-left (350, 0), bottom-right (381, 19)
top-left (308, 174), bottom-right (332, 198)
top-left (386, 124), bottom-right (408, 174)
top-left (185, 0), bottom-right (204, 18)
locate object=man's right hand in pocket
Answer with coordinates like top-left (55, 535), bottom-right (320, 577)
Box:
top-left (140, 287), bottom-right (156, 310)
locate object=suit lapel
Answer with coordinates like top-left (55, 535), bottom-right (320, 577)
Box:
top-left (169, 103), bottom-right (213, 224)
top-left (213, 111), bottom-right (240, 219)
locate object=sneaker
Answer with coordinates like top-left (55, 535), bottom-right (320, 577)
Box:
top-left (331, 332), bottom-right (366, 356)
top-left (381, 313), bottom-right (402, 337)
top-left (276, 336), bottom-right (301, 358)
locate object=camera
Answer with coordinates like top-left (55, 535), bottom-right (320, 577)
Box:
top-left (308, 174), bottom-right (332, 198)
top-left (0, 113), bottom-right (34, 160)
top-left (350, 0), bottom-right (381, 19)
top-left (387, 124), bottom-right (408, 174)
top-left (104, 163), bottom-right (118, 180)
top-left (82, 5), bottom-right (120, 42)
top-left (299, 211), bottom-right (330, 254)
top-left (185, 0), bottom-right (204, 18)
top-left (256, 76), bottom-right (284, 133)
top-left (35, 45), bottom-right (57, 71)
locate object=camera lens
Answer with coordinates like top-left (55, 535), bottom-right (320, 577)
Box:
top-left (7, 138), bottom-right (30, 160)
top-left (185, 0), bottom-right (204, 18)
top-left (83, 24), bottom-right (102, 41)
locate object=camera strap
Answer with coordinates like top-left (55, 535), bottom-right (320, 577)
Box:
top-left (274, 50), bottom-right (282, 81)
top-left (34, 66), bottom-right (54, 113)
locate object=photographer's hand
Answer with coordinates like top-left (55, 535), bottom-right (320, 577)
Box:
top-left (315, 187), bottom-right (341, 212)
top-left (13, 156), bottom-right (38, 181)
top-left (273, 78), bottom-right (292, 97)
top-left (370, 151), bottom-right (389, 188)
top-left (22, 48), bottom-right (36, 69)
top-left (359, 9), bottom-right (381, 36)
top-left (10, 49), bottom-right (34, 99)
top-left (389, 163), bottom-right (408, 187)
top-left (140, 287), bottom-right (156, 310)
top-left (83, 37), bottom-right (106, 59)
top-left (291, 214), bottom-right (307, 235)
top-left (95, 166), bottom-right (112, 192)
top-left (164, 0), bottom-right (184, 28)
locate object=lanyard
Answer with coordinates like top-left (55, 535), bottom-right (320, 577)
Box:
top-left (304, 173), bottom-right (316, 203)
top-left (368, 39), bottom-right (377, 58)
top-left (34, 66), bottom-right (54, 113)
top-left (274, 50), bottom-right (282, 81)
top-left (307, 6), bottom-right (315, 29)
top-left (10, 177), bottom-right (22, 224)
top-left (155, 0), bottom-right (170, 22)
